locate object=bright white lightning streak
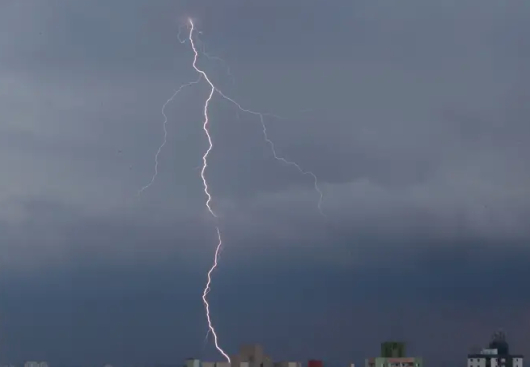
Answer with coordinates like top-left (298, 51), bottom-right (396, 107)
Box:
top-left (188, 19), bottom-right (231, 363)
top-left (193, 44), bottom-right (323, 207)
top-left (138, 77), bottom-right (201, 195)
top-left (186, 16), bottom-right (325, 363)
top-left (188, 30), bottom-right (325, 215)
top-left (201, 227), bottom-right (227, 359)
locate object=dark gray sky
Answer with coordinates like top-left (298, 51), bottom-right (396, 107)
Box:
top-left (1, 0), bottom-right (529, 366)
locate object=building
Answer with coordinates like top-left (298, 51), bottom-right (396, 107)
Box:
top-left (365, 342), bottom-right (423, 367)
top-left (188, 344), bottom-right (300, 367)
top-left (185, 360), bottom-right (201, 367)
top-left (308, 361), bottom-right (323, 367)
top-left (193, 344), bottom-right (275, 367)
top-left (381, 343), bottom-right (406, 358)
top-left (467, 331), bottom-right (524, 367)
top-left (230, 344), bottom-right (274, 367)
top-left (187, 358), bottom-right (225, 367)
top-left (274, 362), bottom-right (301, 367)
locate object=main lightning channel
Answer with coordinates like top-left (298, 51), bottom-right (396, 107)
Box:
top-left (188, 19), bottom-right (230, 363)
top-left (201, 226), bottom-right (228, 361)
top-left (188, 29), bottom-right (324, 215)
top-left (186, 16), bottom-right (324, 363)
top-left (138, 77), bottom-right (202, 195)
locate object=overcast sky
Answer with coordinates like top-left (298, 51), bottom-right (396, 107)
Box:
top-left (1, 0), bottom-right (530, 366)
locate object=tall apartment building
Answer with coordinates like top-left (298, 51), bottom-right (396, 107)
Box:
top-left (365, 342), bottom-right (423, 367)
top-left (467, 331), bottom-right (523, 367)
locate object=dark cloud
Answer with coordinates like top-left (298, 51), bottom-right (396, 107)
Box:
top-left (0, 0), bottom-right (529, 366)
top-left (1, 199), bottom-right (530, 366)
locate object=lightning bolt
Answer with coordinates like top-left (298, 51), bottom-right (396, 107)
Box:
top-left (138, 77), bottom-right (202, 195)
top-left (188, 19), bottom-right (231, 362)
top-left (180, 18), bottom-right (325, 362)
top-left (187, 25), bottom-right (325, 214)
top-left (212, 89), bottom-right (325, 215)
top-left (201, 227), bottom-right (229, 362)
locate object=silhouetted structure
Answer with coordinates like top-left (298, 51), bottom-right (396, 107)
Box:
top-left (230, 344), bottom-right (274, 367)
top-left (381, 342), bottom-right (406, 358)
top-left (366, 341), bottom-right (422, 367)
top-left (467, 331), bottom-right (524, 367)
top-left (489, 331), bottom-right (510, 356)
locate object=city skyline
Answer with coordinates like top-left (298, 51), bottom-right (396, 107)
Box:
top-left (5, 338), bottom-right (525, 367)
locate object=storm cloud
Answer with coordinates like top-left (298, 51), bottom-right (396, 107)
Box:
top-left (0, 0), bottom-right (529, 366)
